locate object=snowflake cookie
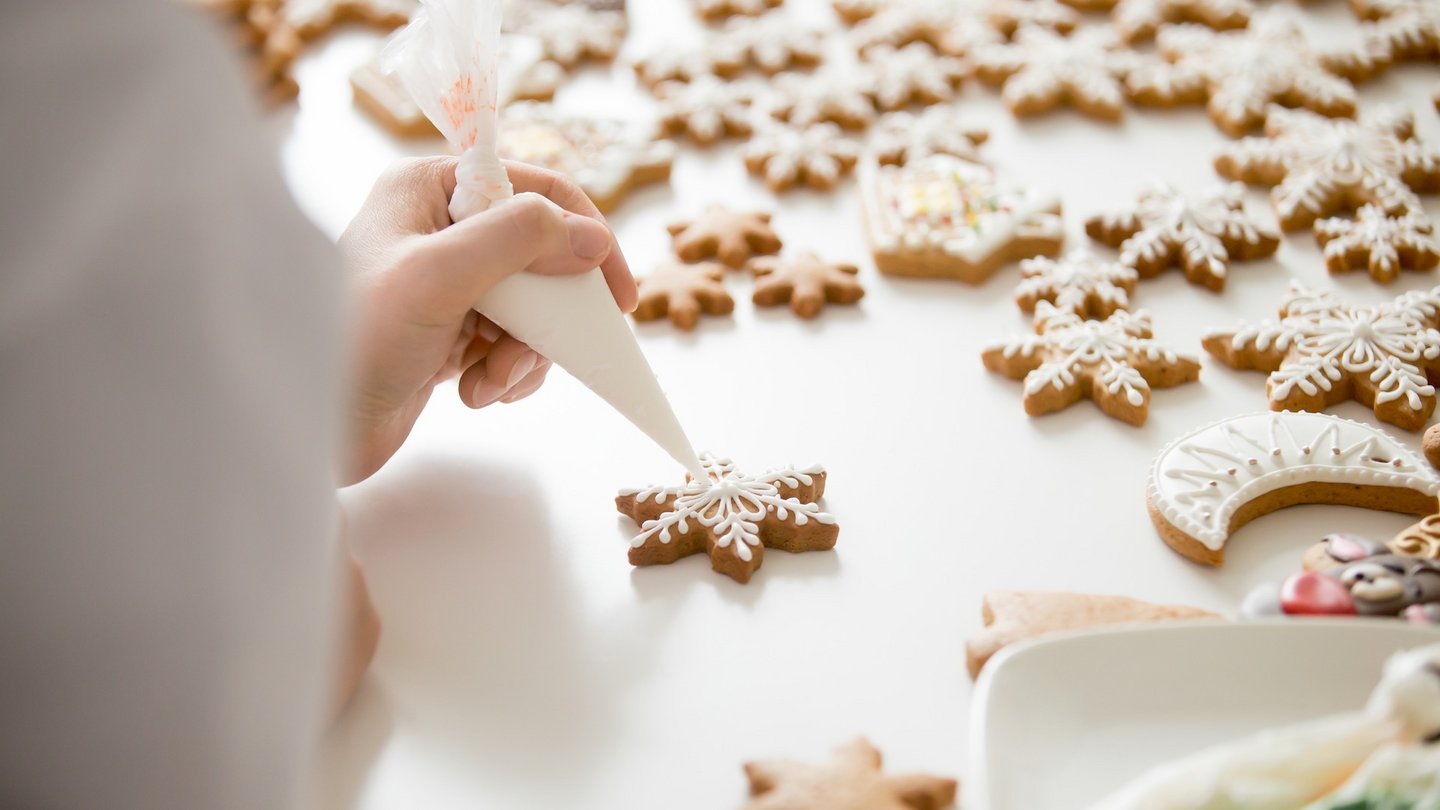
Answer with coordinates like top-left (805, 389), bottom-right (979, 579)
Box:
top-left (861, 153), bottom-right (1064, 283)
top-left (1213, 106), bottom-right (1440, 231)
top-left (1202, 282), bottom-right (1440, 430)
top-left (615, 454), bottom-right (838, 583)
top-left (983, 304), bottom-right (1201, 425)
top-left (771, 70), bottom-right (878, 130)
top-left (1125, 12), bottom-right (1358, 137)
top-left (987, 0), bottom-right (1082, 38)
top-left (850, 0), bottom-right (1002, 57)
top-left (1084, 183), bottom-right (1280, 292)
top-left (743, 739), bottom-right (957, 810)
top-left (505, 2), bottom-right (627, 68)
top-left (717, 14), bottom-right (826, 74)
top-left (282, 0), bottom-right (413, 40)
top-left (1110, 0), bottom-right (1253, 43)
top-left (632, 260), bottom-right (735, 330)
top-left (668, 206), bottom-right (783, 268)
top-left (1350, 0), bottom-right (1439, 65)
top-left (871, 108), bottom-right (989, 166)
top-left (633, 45), bottom-right (740, 88)
top-left (694, 0), bottom-right (781, 22)
top-left (972, 26), bottom-right (1138, 121)
top-left (1014, 251), bottom-right (1138, 319)
top-left (750, 253), bottom-right (865, 319)
top-left (743, 123), bottom-right (863, 192)
top-left (859, 43), bottom-right (969, 111)
top-left (655, 77), bottom-right (758, 145)
top-left (1315, 205), bottom-right (1440, 283)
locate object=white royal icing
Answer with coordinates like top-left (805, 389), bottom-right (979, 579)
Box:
top-left (499, 102), bottom-right (674, 201)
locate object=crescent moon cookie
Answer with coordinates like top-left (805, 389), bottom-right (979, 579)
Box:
top-left (616, 454), bottom-right (838, 583)
top-left (1147, 412), bottom-right (1440, 565)
top-left (860, 154), bottom-right (1063, 283)
top-left (743, 738), bottom-right (957, 810)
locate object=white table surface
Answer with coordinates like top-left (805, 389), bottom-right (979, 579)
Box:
top-left (284, 2), bottom-right (1440, 807)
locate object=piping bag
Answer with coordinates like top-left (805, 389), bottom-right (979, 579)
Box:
top-left (385, 0), bottom-right (707, 481)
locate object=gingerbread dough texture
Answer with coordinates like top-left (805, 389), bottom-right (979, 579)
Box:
top-left (668, 206), bottom-right (783, 268)
top-left (743, 738), bottom-right (957, 810)
top-left (632, 260), bottom-right (735, 330)
top-left (750, 253), bottom-right (865, 319)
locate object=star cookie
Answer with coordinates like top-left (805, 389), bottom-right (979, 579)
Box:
top-left (616, 454), bottom-right (838, 583)
top-left (718, 14), bottom-right (826, 74)
top-left (750, 253), bottom-right (865, 319)
top-left (1014, 251), bottom-right (1138, 319)
top-left (655, 77), bottom-right (758, 145)
top-left (860, 43), bottom-right (968, 111)
top-left (972, 26), bottom-right (1138, 121)
top-left (871, 108), bottom-right (989, 166)
top-left (1214, 106), bottom-right (1440, 231)
top-left (1202, 282), bottom-right (1440, 430)
top-left (743, 124), bottom-right (863, 192)
top-left (1315, 205), bottom-right (1440, 284)
top-left (772, 70), bottom-right (878, 130)
top-left (743, 738), bottom-right (958, 810)
top-left (983, 304), bottom-right (1201, 425)
top-left (1084, 183), bottom-right (1280, 292)
top-left (1110, 0), bottom-right (1253, 43)
top-left (282, 0), bottom-right (413, 40)
top-left (668, 206), bottom-right (783, 268)
top-left (695, 0), bottom-right (782, 22)
top-left (631, 260), bottom-right (735, 330)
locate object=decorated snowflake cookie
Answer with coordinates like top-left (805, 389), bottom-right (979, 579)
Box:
top-left (987, 0), bottom-right (1081, 37)
top-left (972, 26), bottom-right (1138, 121)
top-left (1014, 251), bottom-right (1138, 319)
top-left (632, 260), bottom-right (734, 331)
top-left (633, 45), bottom-right (740, 88)
top-left (750, 253), bottom-right (865, 319)
top-left (669, 206), bottom-right (783, 268)
top-left (983, 304), bottom-right (1201, 425)
top-left (832, 0), bottom-right (883, 24)
top-left (282, 0), bottom-right (413, 40)
top-left (1350, 0), bottom-right (1439, 65)
top-left (772, 70), bottom-right (878, 130)
top-left (743, 739), bottom-right (957, 810)
top-left (870, 108), bottom-right (989, 166)
top-left (743, 123), bottom-right (863, 192)
top-left (1147, 412), bottom-right (1440, 565)
top-left (1084, 183), bottom-right (1280, 292)
top-left (616, 454), bottom-right (838, 583)
top-left (851, 0), bottom-right (1003, 58)
top-left (1315, 205), bottom-right (1440, 284)
top-left (506, 2), bottom-right (627, 67)
top-left (861, 153), bottom-right (1064, 282)
top-left (1125, 12), bottom-right (1358, 136)
top-left (1203, 283), bottom-right (1440, 430)
top-left (1214, 106), bottom-right (1440, 231)
top-left (694, 0), bottom-right (781, 21)
top-left (655, 77), bottom-right (758, 145)
top-left (860, 43), bottom-right (968, 111)
top-left (1110, 0), bottom-right (1252, 43)
top-left (717, 14), bottom-right (826, 74)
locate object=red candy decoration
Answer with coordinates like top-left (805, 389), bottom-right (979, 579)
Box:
top-left (1281, 572), bottom-right (1357, 616)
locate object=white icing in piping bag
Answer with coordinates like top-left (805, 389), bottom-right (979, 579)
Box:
top-left (386, 0), bottom-right (706, 479)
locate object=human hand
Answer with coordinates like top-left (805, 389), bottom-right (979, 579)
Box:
top-left (338, 157), bottom-right (636, 485)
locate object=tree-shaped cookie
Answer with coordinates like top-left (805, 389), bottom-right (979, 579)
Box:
top-left (983, 304), bottom-right (1201, 425)
top-left (1014, 251), bottom-right (1138, 319)
top-left (743, 738), bottom-right (958, 810)
top-left (871, 108), bottom-right (989, 166)
top-left (616, 454), bottom-right (838, 583)
top-left (1110, 0), bottom-right (1253, 43)
top-left (860, 43), bottom-right (968, 111)
top-left (1202, 283), bottom-right (1440, 430)
top-left (1316, 205), bottom-right (1440, 284)
top-left (1125, 12), bottom-right (1357, 136)
top-left (632, 260), bottom-right (735, 331)
top-left (773, 70), bottom-right (879, 130)
top-left (668, 206), bottom-right (783, 268)
top-left (1084, 183), bottom-right (1280, 292)
top-left (655, 77), bottom-right (758, 145)
top-left (972, 26), bottom-right (1138, 121)
top-left (744, 124), bottom-right (863, 192)
top-left (750, 253), bottom-right (865, 319)
top-left (1214, 106), bottom-right (1440, 231)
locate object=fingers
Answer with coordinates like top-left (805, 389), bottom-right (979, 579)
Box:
top-left (458, 331), bottom-right (549, 409)
top-left (499, 360), bottom-right (551, 404)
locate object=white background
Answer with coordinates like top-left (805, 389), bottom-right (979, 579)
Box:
top-left (283, 1), bottom-right (1440, 807)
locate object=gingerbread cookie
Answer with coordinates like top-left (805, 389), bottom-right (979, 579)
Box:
top-left (861, 154), bottom-right (1063, 283)
top-left (1315, 205), bottom-right (1440, 284)
top-left (616, 454), bottom-right (837, 583)
top-left (860, 43), bottom-right (968, 111)
top-left (987, 0), bottom-right (1081, 39)
top-left (1426, 423), bottom-right (1440, 469)
top-left (282, 0), bottom-right (413, 40)
top-left (1215, 107), bottom-right (1439, 232)
top-left (1084, 183), bottom-right (1280, 292)
top-left (655, 77), bottom-right (758, 145)
top-left (1303, 518), bottom-right (1440, 570)
top-left (832, 0), bottom-right (881, 25)
top-left (633, 46), bottom-right (739, 88)
top-left (719, 14), bottom-right (825, 74)
top-left (1148, 412), bottom-right (1440, 565)
top-left (1014, 251), bottom-right (1138, 320)
top-left (743, 124), bottom-right (862, 192)
top-left (966, 592), bottom-right (1217, 678)
top-left (632, 260), bottom-right (734, 331)
top-left (668, 206), bottom-right (783, 268)
top-left (743, 739), bottom-right (957, 810)
top-left (1125, 12), bottom-right (1357, 136)
top-left (1243, 533), bottom-right (1440, 623)
top-left (1111, 0), bottom-right (1253, 43)
top-left (972, 26), bottom-right (1137, 121)
top-left (195, 0), bottom-right (302, 103)
top-left (1349, 0), bottom-right (1439, 65)
top-left (497, 102), bottom-right (674, 213)
top-left (772, 70), bottom-right (878, 130)
top-left (983, 304), bottom-right (1200, 425)
top-left (849, 0), bottom-right (954, 51)
top-left (694, 0), bottom-right (781, 22)
top-left (506, 2), bottom-right (627, 68)
top-left (750, 253), bottom-right (865, 319)
top-left (1203, 283), bottom-right (1440, 431)
top-left (870, 108), bottom-right (988, 167)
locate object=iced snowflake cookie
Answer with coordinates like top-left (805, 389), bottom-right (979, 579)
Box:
top-left (505, 2), bottom-right (627, 68)
top-left (966, 592), bottom-right (1216, 677)
top-left (616, 454), bottom-right (838, 583)
top-left (848, 0), bottom-right (1002, 58)
top-left (632, 260), bottom-right (734, 331)
top-left (497, 102), bottom-right (674, 213)
top-left (633, 46), bottom-right (740, 88)
top-left (717, 14), bottom-right (826, 74)
top-left (1084, 183), bottom-right (1280, 292)
top-left (1014, 251), bottom-right (1138, 319)
top-left (282, 0), bottom-right (413, 40)
top-left (987, 0), bottom-right (1081, 38)
top-left (861, 154), bottom-right (1063, 282)
top-left (1147, 412), bottom-right (1440, 565)
top-left (1349, 0), bottom-right (1439, 67)
top-left (655, 77), bottom-right (758, 145)
top-left (1203, 283), bottom-right (1440, 430)
top-left (668, 206), bottom-right (783, 268)
top-left (750, 253), bottom-right (865, 319)
top-left (743, 739), bottom-right (958, 810)
top-left (1110, 0), bottom-right (1252, 43)
top-left (972, 26), bottom-right (1138, 121)
top-left (1315, 205), bottom-right (1440, 284)
top-left (1125, 12), bottom-right (1357, 136)
top-left (694, 0), bottom-right (781, 22)
top-left (1214, 107), bottom-right (1440, 231)
top-left (743, 124), bottom-right (863, 192)
top-left (859, 43), bottom-right (968, 111)
top-left (983, 304), bottom-right (1200, 425)
top-left (771, 70), bottom-right (877, 130)
top-left (871, 108), bottom-right (989, 166)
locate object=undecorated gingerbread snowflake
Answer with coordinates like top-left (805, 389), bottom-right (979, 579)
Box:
top-left (983, 303), bottom-right (1201, 425)
top-left (506, 3), bottom-right (626, 68)
top-left (616, 454), bottom-right (838, 583)
top-left (669, 206), bottom-right (784, 268)
top-left (1014, 251), bottom-right (1139, 319)
top-left (1203, 282), bottom-right (1440, 430)
top-left (1214, 106), bottom-right (1440, 231)
top-left (750, 253), bottom-right (865, 319)
top-left (860, 42), bottom-right (968, 111)
top-left (1110, 0), bottom-right (1253, 43)
top-left (743, 123), bottom-right (863, 192)
top-left (972, 26), bottom-right (1138, 121)
top-left (1315, 205), bottom-right (1440, 283)
top-left (743, 739), bottom-right (957, 810)
top-left (631, 260), bottom-right (735, 330)
top-left (1125, 12), bottom-right (1358, 136)
top-left (870, 107), bottom-right (989, 166)
top-left (1084, 183), bottom-right (1280, 291)
top-left (717, 14), bottom-right (826, 74)
top-left (694, 0), bottom-right (782, 22)
top-left (655, 77), bottom-right (759, 145)
top-left (772, 70), bottom-right (878, 130)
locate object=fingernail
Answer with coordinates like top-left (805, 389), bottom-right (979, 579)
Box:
top-left (506, 351), bottom-right (539, 387)
top-left (477, 319), bottom-right (503, 342)
top-left (566, 215), bottom-right (611, 261)
top-left (471, 375), bottom-right (507, 408)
